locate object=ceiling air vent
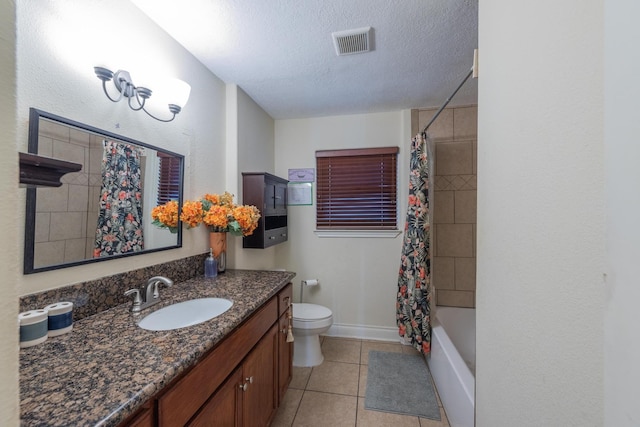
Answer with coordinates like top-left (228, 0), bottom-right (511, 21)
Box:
top-left (332, 27), bottom-right (372, 56)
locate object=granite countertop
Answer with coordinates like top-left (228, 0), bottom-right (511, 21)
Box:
top-left (20, 269), bottom-right (296, 427)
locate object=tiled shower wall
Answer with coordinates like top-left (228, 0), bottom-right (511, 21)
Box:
top-left (411, 105), bottom-right (477, 308)
top-left (34, 120), bottom-right (103, 267)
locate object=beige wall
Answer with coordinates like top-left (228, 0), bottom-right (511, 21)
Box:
top-left (477, 1), bottom-right (604, 425)
top-left (228, 84), bottom-right (278, 270)
top-left (415, 106), bottom-right (478, 308)
top-left (274, 110), bottom-right (412, 340)
top-left (603, 1), bottom-right (640, 424)
top-left (1, 0), bottom-right (20, 423)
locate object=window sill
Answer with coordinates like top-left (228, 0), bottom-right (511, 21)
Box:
top-left (314, 230), bottom-right (402, 238)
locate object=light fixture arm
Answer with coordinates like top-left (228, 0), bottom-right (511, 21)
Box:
top-left (96, 69), bottom-right (125, 103)
top-left (141, 104), bottom-right (180, 123)
top-left (93, 66), bottom-right (185, 123)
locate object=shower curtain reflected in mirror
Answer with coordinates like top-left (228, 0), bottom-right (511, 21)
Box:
top-left (397, 132), bottom-right (432, 353)
top-left (94, 140), bottom-right (144, 257)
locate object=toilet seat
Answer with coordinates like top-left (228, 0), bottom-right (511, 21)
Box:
top-left (292, 303), bottom-right (332, 322)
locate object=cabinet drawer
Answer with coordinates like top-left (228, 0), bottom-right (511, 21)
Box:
top-left (158, 298), bottom-right (278, 427)
top-left (278, 283), bottom-right (293, 317)
top-left (264, 227), bottom-right (288, 247)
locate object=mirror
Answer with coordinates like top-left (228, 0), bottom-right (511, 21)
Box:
top-left (24, 108), bottom-right (184, 274)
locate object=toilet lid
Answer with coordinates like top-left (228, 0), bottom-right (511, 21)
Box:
top-left (292, 303), bottom-right (332, 321)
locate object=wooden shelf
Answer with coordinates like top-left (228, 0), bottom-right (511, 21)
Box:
top-left (19, 152), bottom-right (82, 188)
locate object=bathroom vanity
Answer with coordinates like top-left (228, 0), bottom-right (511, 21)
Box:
top-left (19, 270), bottom-right (295, 426)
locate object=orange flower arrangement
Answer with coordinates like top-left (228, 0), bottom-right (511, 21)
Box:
top-left (153, 192), bottom-right (260, 236)
top-left (180, 200), bottom-right (204, 228)
top-left (150, 200), bottom-right (179, 233)
top-left (198, 192), bottom-right (260, 236)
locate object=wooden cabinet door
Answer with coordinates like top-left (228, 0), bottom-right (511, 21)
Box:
top-left (273, 182), bottom-right (287, 215)
top-left (262, 181), bottom-right (276, 216)
top-left (277, 312), bottom-right (293, 404)
top-left (188, 367), bottom-right (243, 427)
top-left (242, 324), bottom-right (278, 427)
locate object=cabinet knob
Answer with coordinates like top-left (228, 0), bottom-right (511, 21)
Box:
top-left (269, 236), bottom-right (276, 240)
top-left (239, 383), bottom-right (248, 391)
top-left (245, 376), bottom-right (254, 384)
top-left (281, 328), bottom-right (287, 335)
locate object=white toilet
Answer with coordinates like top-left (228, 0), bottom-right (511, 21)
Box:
top-left (292, 303), bottom-right (333, 367)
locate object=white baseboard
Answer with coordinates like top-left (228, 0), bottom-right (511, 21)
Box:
top-left (325, 323), bottom-right (401, 342)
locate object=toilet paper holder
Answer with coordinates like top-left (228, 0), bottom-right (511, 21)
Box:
top-left (300, 279), bottom-right (319, 303)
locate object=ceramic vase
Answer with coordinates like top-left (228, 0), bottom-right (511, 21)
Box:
top-left (209, 232), bottom-right (227, 273)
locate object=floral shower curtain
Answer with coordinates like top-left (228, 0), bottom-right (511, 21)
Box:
top-left (94, 140), bottom-right (144, 257)
top-left (396, 132), bottom-right (432, 353)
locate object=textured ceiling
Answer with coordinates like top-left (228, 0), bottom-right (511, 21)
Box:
top-left (131, 0), bottom-right (478, 120)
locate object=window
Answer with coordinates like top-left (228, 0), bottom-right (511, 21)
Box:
top-left (157, 152), bottom-right (181, 205)
top-left (316, 147), bottom-right (398, 230)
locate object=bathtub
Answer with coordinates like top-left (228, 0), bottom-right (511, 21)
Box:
top-left (428, 306), bottom-right (475, 427)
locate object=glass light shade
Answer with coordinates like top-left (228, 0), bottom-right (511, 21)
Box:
top-left (167, 79), bottom-right (191, 108)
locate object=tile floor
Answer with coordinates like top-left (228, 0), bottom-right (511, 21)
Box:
top-left (271, 337), bottom-right (450, 427)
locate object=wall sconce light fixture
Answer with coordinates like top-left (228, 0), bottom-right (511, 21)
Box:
top-left (94, 66), bottom-right (191, 122)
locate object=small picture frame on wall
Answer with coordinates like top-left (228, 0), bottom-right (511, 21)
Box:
top-left (288, 182), bottom-right (313, 205)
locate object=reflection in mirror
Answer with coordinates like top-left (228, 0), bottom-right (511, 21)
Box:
top-left (24, 108), bottom-right (184, 274)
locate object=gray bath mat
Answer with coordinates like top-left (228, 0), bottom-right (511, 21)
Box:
top-left (365, 350), bottom-right (440, 420)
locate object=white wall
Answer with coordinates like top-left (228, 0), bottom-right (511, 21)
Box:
top-left (16, 0), bottom-right (227, 295)
top-left (274, 111), bottom-right (411, 339)
top-left (0, 0), bottom-right (20, 423)
top-left (476, 1), bottom-right (604, 425)
top-left (604, 1), bottom-right (640, 425)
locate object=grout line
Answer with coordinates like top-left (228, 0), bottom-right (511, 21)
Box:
top-left (354, 396), bottom-right (359, 426)
top-left (355, 357), bottom-right (361, 425)
top-left (322, 359), bottom-right (361, 365)
top-left (303, 367), bottom-right (313, 390)
top-left (357, 346), bottom-right (361, 427)
top-left (289, 389), bottom-right (304, 427)
top-left (303, 390), bottom-right (360, 398)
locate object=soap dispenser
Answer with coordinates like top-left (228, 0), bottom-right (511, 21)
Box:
top-left (205, 248), bottom-right (218, 278)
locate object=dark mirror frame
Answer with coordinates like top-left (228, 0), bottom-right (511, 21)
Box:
top-left (24, 108), bottom-right (184, 274)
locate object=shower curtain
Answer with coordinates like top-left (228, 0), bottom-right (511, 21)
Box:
top-left (396, 132), bottom-right (432, 353)
top-left (94, 140), bottom-right (144, 257)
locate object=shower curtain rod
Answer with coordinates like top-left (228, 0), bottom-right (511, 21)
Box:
top-left (422, 67), bottom-right (473, 134)
top-left (422, 50), bottom-right (478, 134)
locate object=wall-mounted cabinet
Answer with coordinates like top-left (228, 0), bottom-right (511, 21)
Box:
top-left (242, 172), bottom-right (288, 248)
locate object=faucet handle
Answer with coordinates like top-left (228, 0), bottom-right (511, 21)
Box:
top-left (124, 289), bottom-right (142, 312)
top-left (147, 276), bottom-right (173, 286)
top-left (147, 276), bottom-right (173, 298)
top-left (152, 282), bottom-right (164, 298)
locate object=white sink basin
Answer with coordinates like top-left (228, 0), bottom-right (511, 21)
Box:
top-left (138, 298), bottom-right (233, 331)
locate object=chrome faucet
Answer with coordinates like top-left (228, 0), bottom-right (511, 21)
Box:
top-left (124, 276), bottom-right (174, 313)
